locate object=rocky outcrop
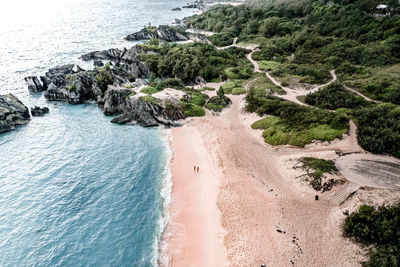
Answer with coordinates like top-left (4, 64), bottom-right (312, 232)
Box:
top-left (124, 25), bottom-right (210, 43)
top-left (24, 76), bottom-right (45, 92)
top-left (103, 88), bottom-right (184, 127)
top-left (125, 25), bottom-right (189, 42)
top-left (0, 94), bottom-right (30, 133)
top-left (44, 70), bottom-right (97, 104)
top-left (31, 106), bottom-right (49, 116)
top-left (172, 7), bottom-right (181, 11)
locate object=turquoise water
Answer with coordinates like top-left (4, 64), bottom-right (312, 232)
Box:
top-left (0, 0), bottom-right (194, 265)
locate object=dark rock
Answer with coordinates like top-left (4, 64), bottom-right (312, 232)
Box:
top-left (125, 25), bottom-right (189, 42)
top-left (0, 94), bottom-right (30, 133)
top-left (44, 70), bottom-right (97, 104)
top-left (172, 7), bottom-right (181, 11)
top-left (183, 4), bottom-right (198, 8)
top-left (31, 106), bottom-right (49, 116)
top-left (24, 76), bottom-right (44, 92)
top-left (94, 60), bottom-right (103, 67)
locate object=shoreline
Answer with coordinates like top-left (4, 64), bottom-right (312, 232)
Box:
top-left (161, 121), bottom-right (228, 266)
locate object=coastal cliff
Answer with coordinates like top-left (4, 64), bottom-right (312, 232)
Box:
top-left (0, 94), bottom-right (30, 133)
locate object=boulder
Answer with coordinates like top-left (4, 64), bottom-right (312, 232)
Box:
top-left (172, 7), bottom-right (181, 11)
top-left (0, 94), bottom-right (30, 133)
top-left (30, 106), bottom-right (49, 116)
top-left (24, 76), bottom-right (44, 92)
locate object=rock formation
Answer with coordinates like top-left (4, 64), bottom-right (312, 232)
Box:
top-left (124, 25), bottom-right (209, 43)
top-left (31, 106), bottom-right (49, 116)
top-left (0, 94), bottom-right (30, 133)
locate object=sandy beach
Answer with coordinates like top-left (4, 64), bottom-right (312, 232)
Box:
top-left (162, 92), bottom-right (380, 266)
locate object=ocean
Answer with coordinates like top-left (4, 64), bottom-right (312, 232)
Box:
top-left (0, 0), bottom-right (196, 265)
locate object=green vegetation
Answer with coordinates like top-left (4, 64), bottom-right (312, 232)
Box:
top-left (209, 32), bottom-right (235, 47)
top-left (96, 63), bottom-right (114, 93)
top-left (220, 80), bottom-right (244, 94)
top-left (140, 86), bottom-right (158, 95)
top-left (185, 91), bottom-right (207, 107)
top-left (199, 86), bottom-right (215, 91)
top-left (139, 43), bottom-right (251, 83)
top-left (247, 76), bottom-right (286, 95)
top-left (126, 91), bottom-right (136, 98)
top-left (224, 66), bottom-right (254, 80)
top-left (181, 102), bottom-right (206, 117)
top-left (355, 103), bottom-right (400, 158)
top-left (139, 95), bottom-right (158, 105)
top-left (344, 64), bottom-right (400, 105)
top-left (344, 204), bottom-right (400, 266)
top-left (305, 82), bottom-right (368, 110)
top-left (299, 157), bottom-right (338, 191)
top-left (66, 85), bottom-right (76, 91)
top-left (232, 87), bottom-right (247, 95)
top-left (247, 91), bottom-right (349, 146)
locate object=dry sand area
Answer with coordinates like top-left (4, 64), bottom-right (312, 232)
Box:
top-left (162, 93), bottom-right (400, 266)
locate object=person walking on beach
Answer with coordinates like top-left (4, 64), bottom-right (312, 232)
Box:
top-left (197, 166), bottom-right (199, 173)
top-left (194, 165), bottom-right (196, 172)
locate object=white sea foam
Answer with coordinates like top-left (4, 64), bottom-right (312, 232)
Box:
top-left (153, 127), bottom-right (174, 267)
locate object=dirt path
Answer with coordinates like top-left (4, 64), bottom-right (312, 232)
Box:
top-left (343, 85), bottom-right (381, 103)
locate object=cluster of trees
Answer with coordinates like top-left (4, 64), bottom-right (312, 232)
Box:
top-left (139, 43), bottom-right (249, 82)
top-left (355, 103), bottom-right (400, 158)
top-left (305, 82), bottom-right (368, 109)
top-left (344, 204), bottom-right (400, 266)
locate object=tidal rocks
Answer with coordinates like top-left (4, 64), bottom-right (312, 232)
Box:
top-left (0, 94), bottom-right (30, 133)
top-left (172, 7), bottom-right (181, 11)
top-left (24, 76), bottom-right (45, 92)
top-left (31, 106), bottom-right (49, 116)
top-left (44, 70), bottom-right (97, 104)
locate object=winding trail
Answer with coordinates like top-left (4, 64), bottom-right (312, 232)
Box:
top-left (343, 85), bottom-right (381, 103)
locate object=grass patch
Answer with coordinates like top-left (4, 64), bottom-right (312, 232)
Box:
top-left (199, 86), bottom-right (215, 91)
top-left (232, 87), bottom-right (246, 95)
top-left (140, 86), bottom-right (158, 95)
top-left (251, 114), bottom-right (348, 147)
top-left (247, 76), bottom-right (286, 95)
top-left (139, 95), bottom-right (158, 105)
top-left (258, 61), bottom-right (283, 72)
top-left (299, 157), bottom-right (338, 191)
top-left (220, 80), bottom-right (242, 94)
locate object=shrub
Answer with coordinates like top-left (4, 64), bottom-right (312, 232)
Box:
top-left (224, 66), bottom-right (253, 79)
top-left (140, 86), bottom-right (158, 95)
top-left (181, 102), bottom-right (206, 117)
top-left (139, 95), bottom-right (158, 105)
top-left (305, 82), bottom-right (368, 110)
top-left (232, 87), bottom-right (246, 95)
top-left (343, 204), bottom-right (400, 266)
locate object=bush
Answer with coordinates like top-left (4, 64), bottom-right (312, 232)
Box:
top-left (181, 102), bottom-right (206, 117)
top-left (343, 204), bottom-right (400, 266)
top-left (209, 32), bottom-right (235, 47)
top-left (221, 80), bottom-right (243, 94)
top-left (224, 66), bottom-right (253, 79)
top-left (140, 86), bottom-right (158, 95)
top-left (232, 87), bottom-right (247, 95)
top-left (305, 82), bottom-right (368, 110)
top-left (355, 103), bottom-right (400, 158)
top-left (95, 66), bottom-right (114, 92)
top-left (139, 95), bottom-right (158, 105)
